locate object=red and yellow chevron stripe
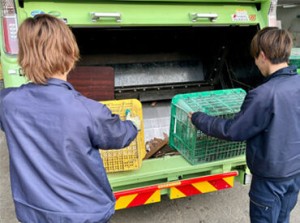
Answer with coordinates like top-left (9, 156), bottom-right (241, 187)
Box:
top-left (114, 171), bottom-right (238, 210)
top-left (169, 174), bottom-right (235, 199)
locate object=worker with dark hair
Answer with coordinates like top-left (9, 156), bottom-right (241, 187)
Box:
top-left (190, 27), bottom-right (300, 223)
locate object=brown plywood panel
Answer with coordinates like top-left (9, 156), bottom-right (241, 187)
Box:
top-left (68, 66), bottom-right (114, 101)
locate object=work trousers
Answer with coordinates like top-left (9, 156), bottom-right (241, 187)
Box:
top-left (249, 174), bottom-right (300, 223)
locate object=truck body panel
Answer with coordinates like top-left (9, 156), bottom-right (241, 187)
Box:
top-left (0, 0), bottom-right (276, 209)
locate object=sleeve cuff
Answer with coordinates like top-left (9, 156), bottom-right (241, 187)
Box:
top-left (191, 111), bottom-right (205, 125)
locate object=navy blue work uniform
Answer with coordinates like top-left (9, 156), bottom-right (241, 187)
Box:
top-left (191, 66), bottom-right (300, 223)
top-left (0, 78), bottom-right (138, 223)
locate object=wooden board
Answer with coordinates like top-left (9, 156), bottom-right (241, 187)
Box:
top-left (68, 66), bottom-right (114, 101)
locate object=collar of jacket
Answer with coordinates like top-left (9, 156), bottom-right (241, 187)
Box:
top-left (263, 65), bottom-right (298, 83)
top-left (46, 78), bottom-right (75, 90)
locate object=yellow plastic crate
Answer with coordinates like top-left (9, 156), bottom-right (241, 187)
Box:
top-left (99, 99), bottom-right (146, 173)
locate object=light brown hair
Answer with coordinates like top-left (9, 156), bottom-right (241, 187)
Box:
top-left (17, 14), bottom-right (79, 84)
top-left (250, 27), bottom-right (293, 64)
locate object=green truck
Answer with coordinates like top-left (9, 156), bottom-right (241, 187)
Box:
top-left (1, 0), bottom-right (296, 210)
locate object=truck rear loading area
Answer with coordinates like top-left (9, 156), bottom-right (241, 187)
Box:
top-left (2, 0), bottom-right (296, 210)
top-left (73, 25), bottom-right (263, 102)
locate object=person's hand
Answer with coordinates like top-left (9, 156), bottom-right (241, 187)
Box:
top-left (188, 112), bottom-right (193, 121)
top-left (126, 110), bottom-right (141, 131)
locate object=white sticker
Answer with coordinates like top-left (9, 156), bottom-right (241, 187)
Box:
top-left (232, 10), bottom-right (249, 22)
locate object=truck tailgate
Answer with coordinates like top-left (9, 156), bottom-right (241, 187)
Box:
top-left (19, 1), bottom-right (268, 27)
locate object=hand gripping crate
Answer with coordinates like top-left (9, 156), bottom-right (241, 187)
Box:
top-left (99, 99), bottom-right (146, 173)
top-left (169, 88), bottom-right (246, 165)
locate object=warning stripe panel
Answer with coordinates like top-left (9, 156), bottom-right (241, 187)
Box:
top-left (193, 181), bottom-right (217, 193)
top-left (127, 191), bottom-right (157, 208)
top-left (208, 178), bottom-right (232, 190)
top-left (176, 184), bottom-right (202, 197)
top-left (170, 184), bottom-right (202, 199)
top-left (115, 190), bottom-right (161, 210)
top-left (145, 190), bottom-right (161, 205)
top-left (169, 187), bottom-right (186, 199)
top-left (170, 176), bottom-right (235, 199)
top-left (223, 176), bottom-right (235, 187)
top-left (115, 194), bottom-right (138, 210)
top-left (114, 171), bottom-right (238, 209)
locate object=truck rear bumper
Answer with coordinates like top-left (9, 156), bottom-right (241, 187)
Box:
top-left (108, 154), bottom-right (246, 210)
top-left (114, 171), bottom-right (238, 210)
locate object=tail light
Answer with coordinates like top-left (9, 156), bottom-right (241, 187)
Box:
top-left (1, 0), bottom-right (18, 55)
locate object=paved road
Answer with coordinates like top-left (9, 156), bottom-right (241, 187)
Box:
top-left (1, 131), bottom-right (300, 223)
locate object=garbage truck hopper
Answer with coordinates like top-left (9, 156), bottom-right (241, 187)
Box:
top-left (0, 0), bottom-right (274, 209)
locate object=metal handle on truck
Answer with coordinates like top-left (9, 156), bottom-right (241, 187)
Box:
top-left (90, 12), bottom-right (121, 22)
top-left (189, 13), bottom-right (218, 22)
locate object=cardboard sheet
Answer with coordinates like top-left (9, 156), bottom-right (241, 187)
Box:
top-left (68, 66), bottom-right (114, 101)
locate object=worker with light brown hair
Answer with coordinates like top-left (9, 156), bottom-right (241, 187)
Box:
top-left (190, 27), bottom-right (300, 223)
top-left (0, 14), bottom-right (139, 223)
top-left (17, 14), bottom-right (80, 84)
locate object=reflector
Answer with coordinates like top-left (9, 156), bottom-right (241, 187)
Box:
top-left (1, 0), bottom-right (18, 54)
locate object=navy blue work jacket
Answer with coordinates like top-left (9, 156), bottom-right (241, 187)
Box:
top-left (192, 66), bottom-right (300, 179)
top-left (0, 78), bottom-right (138, 223)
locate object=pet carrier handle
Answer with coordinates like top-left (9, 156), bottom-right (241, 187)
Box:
top-left (189, 13), bottom-right (218, 22)
top-left (90, 12), bottom-right (122, 22)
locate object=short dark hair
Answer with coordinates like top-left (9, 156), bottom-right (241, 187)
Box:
top-left (250, 27), bottom-right (293, 64)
